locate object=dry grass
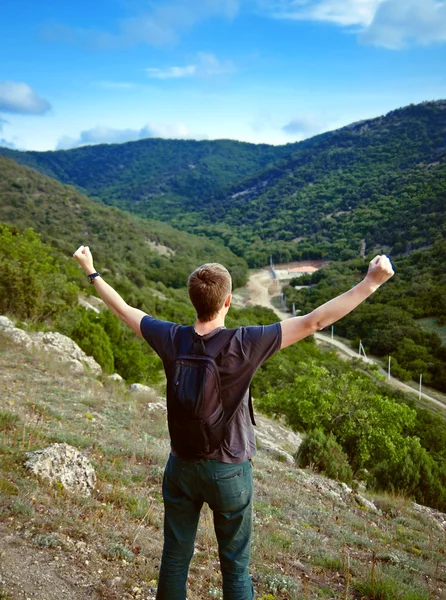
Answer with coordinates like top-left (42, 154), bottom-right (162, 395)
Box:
top-left (1, 336), bottom-right (446, 599)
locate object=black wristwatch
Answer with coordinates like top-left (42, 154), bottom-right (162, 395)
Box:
top-left (88, 272), bottom-right (101, 284)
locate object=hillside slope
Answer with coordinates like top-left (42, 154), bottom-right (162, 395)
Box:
top-left (0, 155), bottom-right (247, 290)
top-left (1, 334), bottom-right (445, 600)
top-left (0, 138), bottom-right (296, 221)
top-left (198, 100), bottom-right (446, 265)
top-left (2, 100), bottom-right (445, 267)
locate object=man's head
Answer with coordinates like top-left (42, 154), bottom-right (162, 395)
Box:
top-left (188, 263), bottom-right (232, 322)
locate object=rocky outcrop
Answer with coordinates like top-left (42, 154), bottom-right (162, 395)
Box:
top-left (0, 316), bottom-right (101, 377)
top-left (146, 401), bottom-right (167, 414)
top-left (108, 373), bottom-right (124, 382)
top-left (254, 413), bottom-right (302, 464)
top-left (129, 383), bottom-right (156, 394)
top-left (413, 503), bottom-right (446, 531)
top-left (24, 443), bottom-right (96, 497)
top-left (296, 470), bottom-right (380, 514)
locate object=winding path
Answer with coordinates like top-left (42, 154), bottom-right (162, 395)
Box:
top-left (243, 268), bottom-right (446, 413)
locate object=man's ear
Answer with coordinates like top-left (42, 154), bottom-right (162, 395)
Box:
top-left (224, 294), bottom-right (232, 308)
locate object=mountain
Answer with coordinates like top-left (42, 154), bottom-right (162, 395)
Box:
top-left (197, 100), bottom-right (446, 265)
top-left (0, 155), bottom-right (248, 291)
top-left (0, 138), bottom-right (296, 222)
top-left (2, 100), bottom-right (446, 267)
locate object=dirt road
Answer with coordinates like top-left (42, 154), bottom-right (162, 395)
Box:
top-left (243, 268), bottom-right (446, 413)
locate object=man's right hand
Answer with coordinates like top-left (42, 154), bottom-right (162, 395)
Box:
top-left (365, 255), bottom-right (394, 289)
top-left (73, 245), bottom-right (95, 275)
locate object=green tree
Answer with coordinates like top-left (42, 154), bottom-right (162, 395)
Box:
top-left (0, 224), bottom-right (77, 321)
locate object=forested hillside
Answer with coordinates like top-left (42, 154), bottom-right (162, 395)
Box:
top-left (197, 100), bottom-right (446, 265)
top-left (0, 138), bottom-right (295, 221)
top-left (2, 100), bottom-right (445, 267)
top-left (0, 156), bottom-right (247, 290)
top-left (283, 244), bottom-right (446, 391)
top-left (0, 156), bottom-right (250, 384)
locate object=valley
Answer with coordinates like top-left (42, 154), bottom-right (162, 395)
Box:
top-left (1, 97), bottom-right (446, 552)
top-left (241, 266), bottom-right (446, 416)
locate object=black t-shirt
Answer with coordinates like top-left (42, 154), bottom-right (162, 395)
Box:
top-left (140, 316), bottom-right (282, 463)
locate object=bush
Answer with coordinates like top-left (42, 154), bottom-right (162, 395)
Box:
top-left (295, 429), bottom-right (353, 484)
top-left (0, 224), bottom-right (78, 321)
top-left (69, 311), bottom-right (115, 373)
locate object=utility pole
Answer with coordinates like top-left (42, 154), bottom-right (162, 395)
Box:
top-left (281, 292), bottom-right (287, 311)
top-left (358, 340), bottom-right (368, 361)
top-left (292, 303), bottom-right (296, 317)
top-left (419, 374), bottom-right (423, 400)
top-left (388, 356), bottom-right (391, 380)
top-left (331, 325), bottom-right (334, 340)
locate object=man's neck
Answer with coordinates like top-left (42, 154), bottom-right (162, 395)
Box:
top-left (194, 315), bottom-right (225, 336)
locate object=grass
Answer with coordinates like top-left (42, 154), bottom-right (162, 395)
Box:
top-left (353, 565), bottom-right (432, 600)
top-left (0, 336), bottom-right (445, 599)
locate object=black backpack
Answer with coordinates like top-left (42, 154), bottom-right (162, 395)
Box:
top-left (168, 326), bottom-right (241, 459)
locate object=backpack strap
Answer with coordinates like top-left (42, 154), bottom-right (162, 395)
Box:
top-left (248, 388), bottom-right (257, 427)
top-left (175, 326), bottom-right (237, 359)
top-left (202, 328), bottom-right (238, 359)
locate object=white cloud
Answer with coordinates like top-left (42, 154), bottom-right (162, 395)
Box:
top-left (147, 65), bottom-right (198, 79)
top-left (44, 0), bottom-right (240, 49)
top-left (146, 53), bottom-right (235, 79)
top-left (266, 0), bottom-right (385, 27)
top-left (0, 81), bottom-right (51, 115)
top-left (360, 0), bottom-right (446, 48)
top-left (56, 122), bottom-right (195, 150)
top-left (263, 0), bottom-right (446, 47)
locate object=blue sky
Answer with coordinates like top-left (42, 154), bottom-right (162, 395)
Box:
top-left (1, 0), bottom-right (446, 151)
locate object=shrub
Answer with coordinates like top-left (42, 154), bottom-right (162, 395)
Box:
top-left (295, 429), bottom-right (353, 484)
top-left (70, 312), bottom-right (115, 373)
top-left (0, 224), bottom-right (77, 321)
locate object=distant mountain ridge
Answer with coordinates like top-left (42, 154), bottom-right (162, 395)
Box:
top-left (0, 138), bottom-right (296, 218)
top-left (0, 155), bottom-right (248, 291)
top-left (1, 100), bottom-right (446, 266)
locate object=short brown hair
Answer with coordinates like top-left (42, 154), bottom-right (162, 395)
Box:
top-left (188, 263), bottom-right (232, 322)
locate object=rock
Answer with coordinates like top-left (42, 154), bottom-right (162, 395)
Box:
top-left (354, 492), bottom-right (378, 512)
top-left (0, 316), bottom-right (33, 349)
top-left (24, 443), bottom-right (96, 497)
top-left (0, 316), bottom-right (101, 377)
top-left (32, 332), bottom-right (101, 377)
top-left (109, 373), bottom-right (124, 382)
top-left (0, 315), bottom-right (13, 329)
top-left (296, 471), bottom-right (380, 514)
top-left (413, 503), bottom-right (446, 531)
top-left (129, 383), bottom-right (156, 395)
top-left (254, 412), bottom-right (302, 464)
top-left (78, 297), bottom-right (101, 314)
top-left (147, 402), bottom-right (167, 414)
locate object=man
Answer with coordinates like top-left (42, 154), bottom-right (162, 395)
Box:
top-left (73, 246), bottom-right (394, 600)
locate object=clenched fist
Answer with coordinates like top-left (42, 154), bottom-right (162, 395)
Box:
top-left (365, 255), bottom-right (394, 288)
top-left (73, 245), bottom-right (95, 274)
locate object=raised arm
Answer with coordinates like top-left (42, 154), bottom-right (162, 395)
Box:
top-left (280, 255), bottom-right (394, 349)
top-left (73, 246), bottom-right (146, 337)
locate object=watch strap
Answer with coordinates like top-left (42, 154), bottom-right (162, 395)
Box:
top-left (88, 272), bottom-right (101, 284)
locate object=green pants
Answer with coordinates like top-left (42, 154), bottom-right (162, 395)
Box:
top-left (156, 453), bottom-right (255, 600)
